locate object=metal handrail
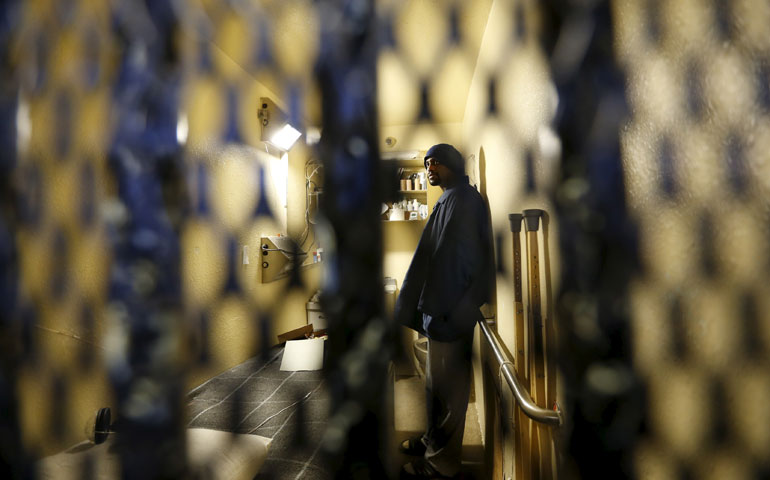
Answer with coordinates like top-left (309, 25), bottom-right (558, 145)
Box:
top-left (478, 319), bottom-right (563, 427)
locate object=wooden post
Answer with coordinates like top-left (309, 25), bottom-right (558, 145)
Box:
top-left (524, 208), bottom-right (550, 479)
top-left (509, 213), bottom-right (530, 479)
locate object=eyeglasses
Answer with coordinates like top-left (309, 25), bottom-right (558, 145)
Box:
top-left (424, 159), bottom-right (441, 168)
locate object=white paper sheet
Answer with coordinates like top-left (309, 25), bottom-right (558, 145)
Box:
top-left (280, 338), bottom-right (325, 371)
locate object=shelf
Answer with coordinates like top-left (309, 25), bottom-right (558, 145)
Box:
top-left (381, 150), bottom-right (425, 162)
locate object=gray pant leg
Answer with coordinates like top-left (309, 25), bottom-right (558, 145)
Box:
top-left (421, 336), bottom-right (472, 476)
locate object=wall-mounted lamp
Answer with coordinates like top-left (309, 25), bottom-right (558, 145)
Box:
top-left (258, 97), bottom-right (302, 152)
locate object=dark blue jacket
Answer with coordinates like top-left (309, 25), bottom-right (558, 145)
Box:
top-left (394, 177), bottom-right (494, 341)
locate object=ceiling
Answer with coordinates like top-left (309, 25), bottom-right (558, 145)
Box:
top-left (377, 0), bottom-right (493, 126)
top-left (203, 0), bottom-right (493, 128)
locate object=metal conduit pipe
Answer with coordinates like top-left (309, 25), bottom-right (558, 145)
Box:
top-left (478, 319), bottom-right (563, 427)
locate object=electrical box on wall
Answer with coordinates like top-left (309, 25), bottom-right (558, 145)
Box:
top-left (260, 236), bottom-right (307, 283)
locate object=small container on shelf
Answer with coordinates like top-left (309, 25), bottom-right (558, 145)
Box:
top-left (419, 204), bottom-right (429, 219)
top-left (389, 206), bottom-right (405, 221)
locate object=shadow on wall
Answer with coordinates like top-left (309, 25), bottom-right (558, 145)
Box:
top-left (478, 147), bottom-right (488, 200)
top-left (477, 146), bottom-right (497, 318)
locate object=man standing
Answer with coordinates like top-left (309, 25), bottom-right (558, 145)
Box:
top-left (394, 144), bottom-right (494, 479)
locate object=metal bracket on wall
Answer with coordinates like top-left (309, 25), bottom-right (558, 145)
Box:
top-left (260, 236), bottom-right (307, 283)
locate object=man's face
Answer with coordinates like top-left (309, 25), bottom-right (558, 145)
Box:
top-left (426, 157), bottom-right (453, 187)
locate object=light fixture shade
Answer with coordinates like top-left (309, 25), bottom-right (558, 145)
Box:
top-left (258, 97), bottom-right (302, 152)
top-left (270, 124), bottom-right (302, 151)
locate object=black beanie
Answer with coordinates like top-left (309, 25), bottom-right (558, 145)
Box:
top-left (424, 143), bottom-right (464, 174)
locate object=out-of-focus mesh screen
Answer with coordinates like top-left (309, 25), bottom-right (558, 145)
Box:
top-left (1, 0), bottom-right (769, 479)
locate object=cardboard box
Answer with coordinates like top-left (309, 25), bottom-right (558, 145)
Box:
top-left (277, 324), bottom-right (313, 344)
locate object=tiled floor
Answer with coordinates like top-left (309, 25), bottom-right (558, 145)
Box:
top-left (187, 349), bottom-right (332, 480)
top-left (187, 348), bottom-right (484, 479)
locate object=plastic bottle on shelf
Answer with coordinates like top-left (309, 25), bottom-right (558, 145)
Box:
top-left (419, 204), bottom-right (429, 219)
